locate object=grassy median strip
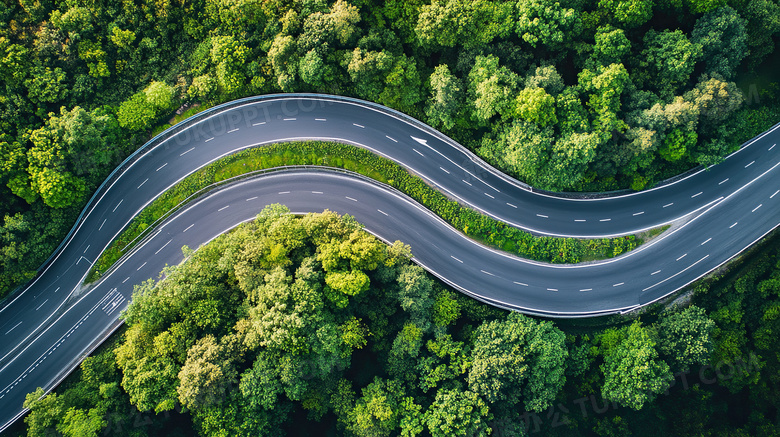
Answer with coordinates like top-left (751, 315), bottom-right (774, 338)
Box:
top-left (85, 141), bottom-right (645, 283)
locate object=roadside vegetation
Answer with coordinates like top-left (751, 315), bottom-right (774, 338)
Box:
top-left (1, 0), bottom-right (779, 299)
top-left (85, 140), bottom-right (640, 283)
top-left (11, 207), bottom-right (780, 436)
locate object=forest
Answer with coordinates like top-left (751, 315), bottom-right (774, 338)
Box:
top-left (1, 0), bottom-right (779, 298)
top-left (0, 0), bottom-right (779, 435)
top-left (12, 206), bottom-right (780, 436)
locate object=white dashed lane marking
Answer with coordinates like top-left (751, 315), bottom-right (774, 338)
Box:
top-left (156, 163), bottom-right (168, 171)
top-left (137, 178), bottom-right (148, 189)
top-left (180, 147), bottom-right (195, 156)
top-left (451, 256), bottom-right (463, 263)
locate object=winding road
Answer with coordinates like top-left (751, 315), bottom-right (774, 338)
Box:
top-left (0, 94), bottom-right (778, 431)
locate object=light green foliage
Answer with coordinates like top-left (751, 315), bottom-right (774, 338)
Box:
top-left (468, 55), bottom-right (518, 122)
top-left (144, 81), bottom-right (176, 112)
top-left (109, 27), bottom-right (135, 50)
top-left (548, 131), bottom-right (601, 189)
top-left (516, 0), bottom-right (579, 48)
top-left (119, 81), bottom-right (177, 131)
top-left (600, 321), bottom-right (673, 410)
top-left (177, 335), bottom-right (238, 410)
top-left (424, 388), bottom-right (492, 436)
top-left (515, 86), bottom-right (557, 127)
top-left (691, 6), bottom-right (748, 79)
top-left (639, 29), bottom-right (702, 97)
top-left (78, 40), bottom-right (109, 78)
top-left (684, 74), bottom-right (743, 128)
top-left (480, 120), bottom-right (554, 187)
top-left (659, 128), bottom-right (697, 162)
top-left (30, 166), bottom-right (85, 208)
top-left (210, 36), bottom-right (251, 96)
top-left (415, 0), bottom-right (508, 48)
top-left (658, 305), bottom-right (715, 370)
top-left (117, 92), bottom-right (157, 131)
top-left (598, 0), bottom-right (653, 28)
top-left (425, 64), bottom-right (463, 130)
top-left (468, 313), bottom-right (567, 412)
top-left (50, 6), bottom-right (93, 40)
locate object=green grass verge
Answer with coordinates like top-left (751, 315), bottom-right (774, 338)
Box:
top-left (85, 141), bottom-right (646, 283)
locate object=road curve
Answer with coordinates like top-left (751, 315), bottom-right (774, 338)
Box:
top-left (0, 94), bottom-right (778, 431)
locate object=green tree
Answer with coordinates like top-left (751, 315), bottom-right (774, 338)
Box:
top-left (24, 66), bottom-right (68, 105)
top-left (425, 64), bottom-right (463, 130)
top-left (144, 81), bottom-right (176, 112)
top-left (659, 127), bottom-right (697, 162)
top-left (424, 388), bottom-right (492, 437)
top-left (516, 0), bottom-right (579, 48)
top-left (177, 335), bottom-right (238, 410)
top-left (600, 321), bottom-right (673, 410)
top-left (347, 378), bottom-right (418, 437)
top-left (741, 0), bottom-right (780, 67)
top-left (117, 92), bottom-right (157, 131)
top-left (468, 313), bottom-right (567, 412)
top-left (639, 29), bottom-right (702, 98)
top-left (592, 26), bottom-right (631, 66)
top-left (657, 305), bottom-right (715, 370)
top-left (598, 0), bottom-right (653, 28)
top-left (691, 6), bottom-right (748, 79)
top-left (468, 55), bottom-right (518, 122)
top-left (684, 74), bottom-right (743, 130)
top-left (514, 87), bottom-right (557, 127)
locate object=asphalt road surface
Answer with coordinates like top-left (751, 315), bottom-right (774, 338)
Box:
top-left (0, 94), bottom-right (778, 431)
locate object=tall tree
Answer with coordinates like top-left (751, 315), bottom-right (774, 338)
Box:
top-left (468, 313), bottom-right (567, 412)
top-left (600, 321), bottom-right (673, 410)
top-left (691, 6), bottom-right (748, 80)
